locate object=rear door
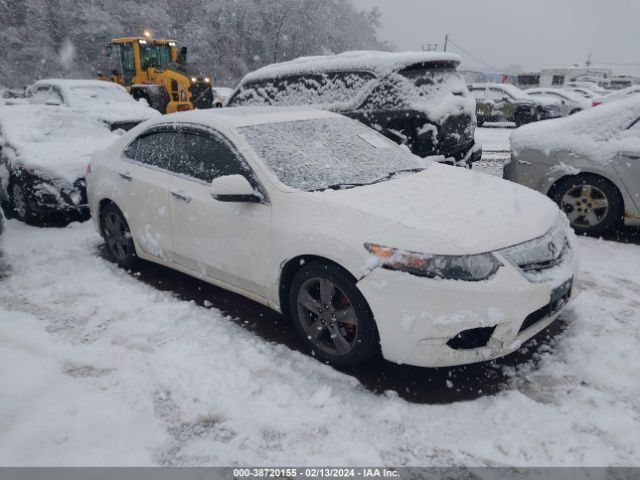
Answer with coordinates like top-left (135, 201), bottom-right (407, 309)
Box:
top-left (118, 128), bottom-right (178, 261)
top-left (167, 127), bottom-right (272, 299)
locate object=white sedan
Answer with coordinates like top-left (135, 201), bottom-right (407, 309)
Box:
top-left (87, 108), bottom-right (579, 368)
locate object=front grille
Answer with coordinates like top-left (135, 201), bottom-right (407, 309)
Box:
top-left (498, 218), bottom-right (571, 282)
top-left (518, 278), bottom-right (573, 333)
top-left (190, 82), bottom-right (214, 109)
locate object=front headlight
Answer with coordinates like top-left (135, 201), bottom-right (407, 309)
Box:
top-left (365, 243), bottom-right (501, 281)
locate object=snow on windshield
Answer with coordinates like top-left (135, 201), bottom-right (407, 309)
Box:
top-left (239, 117), bottom-right (427, 191)
top-left (511, 95), bottom-right (640, 162)
top-left (69, 85), bottom-right (134, 104)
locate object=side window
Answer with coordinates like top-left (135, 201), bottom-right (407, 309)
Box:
top-left (488, 88), bottom-right (509, 101)
top-left (124, 131), bottom-right (179, 170)
top-left (174, 131), bottom-right (248, 183)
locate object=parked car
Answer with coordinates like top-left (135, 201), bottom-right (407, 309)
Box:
top-left (564, 81), bottom-right (609, 96)
top-left (87, 107), bottom-right (578, 368)
top-left (227, 51), bottom-right (481, 167)
top-left (593, 85), bottom-right (640, 106)
top-left (0, 82), bottom-right (158, 223)
top-left (525, 88), bottom-right (591, 116)
top-left (506, 95), bottom-right (640, 234)
top-left (27, 79), bottom-right (159, 131)
top-left (212, 87), bottom-right (235, 108)
top-left (468, 83), bottom-right (563, 126)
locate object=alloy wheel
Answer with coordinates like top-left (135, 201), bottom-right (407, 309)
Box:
top-left (103, 211), bottom-right (132, 263)
top-left (296, 277), bottom-right (359, 356)
top-left (560, 184), bottom-right (609, 228)
top-left (12, 183), bottom-right (27, 220)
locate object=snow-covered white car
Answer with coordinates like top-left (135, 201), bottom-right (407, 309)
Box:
top-left (507, 95), bottom-right (640, 234)
top-left (593, 85), bottom-right (640, 106)
top-left (28, 79), bottom-right (159, 131)
top-left (525, 88), bottom-right (591, 116)
top-left (87, 107), bottom-right (578, 368)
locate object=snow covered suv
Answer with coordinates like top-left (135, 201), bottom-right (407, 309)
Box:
top-left (227, 51), bottom-right (481, 167)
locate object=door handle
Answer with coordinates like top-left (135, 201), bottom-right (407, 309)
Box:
top-left (621, 153), bottom-right (640, 160)
top-left (118, 171), bottom-right (133, 182)
top-left (171, 190), bottom-right (192, 203)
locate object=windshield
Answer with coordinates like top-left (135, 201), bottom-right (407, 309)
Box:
top-left (140, 43), bottom-right (172, 70)
top-left (239, 117), bottom-right (427, 192)
top-left (70, 85), bottom-right (134, 104)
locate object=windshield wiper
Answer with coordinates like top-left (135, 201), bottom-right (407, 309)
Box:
top-left (316, 168), bottom-right (426, 192)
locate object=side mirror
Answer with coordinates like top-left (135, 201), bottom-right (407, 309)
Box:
top-left (46, 98), bottom-right (61, 106)
top-left (209, 175), bottom-right (262, 203)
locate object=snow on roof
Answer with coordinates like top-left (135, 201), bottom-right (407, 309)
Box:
top-left (241, 51), bottom-right (461, 83)
top-left (468, 83), bottom-right (530, 100)
top-left (34, 79), bottom-right (127, 90)
top-left (158, 106), bottom-right (339, 129)
top-left (511, 95), bottom-right (640, 162)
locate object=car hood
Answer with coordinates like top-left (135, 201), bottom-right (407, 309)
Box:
top-left (0, 104), bottom-right (120, 183)
top-left (313, 163), bottom-right (560, 255)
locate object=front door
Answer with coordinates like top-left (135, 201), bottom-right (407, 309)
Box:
top-left (167, 127), bottom-right (272, 299)
top-left (613, 119), bottom-right (640, 211)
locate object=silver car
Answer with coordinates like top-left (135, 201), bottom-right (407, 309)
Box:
top-left (505, 96), bottom-right (640, 234)
top-left (526, 88), bottom-right (591, 116)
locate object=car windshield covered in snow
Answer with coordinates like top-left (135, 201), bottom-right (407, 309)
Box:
top-left (239, 116), bottom-right (427, 191)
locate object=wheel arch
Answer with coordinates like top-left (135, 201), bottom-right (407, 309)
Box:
top-left (278, 254), bottom-right (360, 317)
top-left (547, 171), bottom-right (625, 208)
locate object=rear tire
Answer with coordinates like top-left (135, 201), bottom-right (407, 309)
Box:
top-left (100, 203), bottom-right (138, 269)
top-left (288, 262), bottom-right (378, 368)
top-left (551, 174), bottom-right (623, 235)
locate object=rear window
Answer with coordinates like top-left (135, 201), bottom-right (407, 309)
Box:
top-left (229, 71), bottom-right (376, 108)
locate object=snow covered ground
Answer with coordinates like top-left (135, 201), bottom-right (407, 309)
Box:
top-left (1, 211), bottom-right (640, 465)
top-left (474, 126), bottom-right (513, 177)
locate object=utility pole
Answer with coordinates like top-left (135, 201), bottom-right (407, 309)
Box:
top-left (444, 34), bottom-right (448, 52)
top-left (586, 52), bottom-right (592, 67)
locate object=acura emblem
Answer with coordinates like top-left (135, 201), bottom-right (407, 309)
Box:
top-left (547, 241), bottom-right (558, 257)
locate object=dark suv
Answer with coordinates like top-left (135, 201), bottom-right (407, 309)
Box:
top-left (227, 51), bottom-right (481, 167)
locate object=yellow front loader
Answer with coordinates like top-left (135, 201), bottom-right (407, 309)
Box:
top-left (98, 31), bottom-right (213, 113)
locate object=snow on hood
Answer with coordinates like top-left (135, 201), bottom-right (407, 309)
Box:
top-left (0, 104), bottom-right (120, 183)
top-left (511, 95), bottom-right (640, 163)
top-left (317, 163), bottom-right (560, 255)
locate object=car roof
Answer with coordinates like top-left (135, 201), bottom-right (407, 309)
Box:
top-left (154, 106), bottom-right (340, 129)
top-left (241, 51), bottom-right (461, 84)
top-left (34, 79), bottom-right (128, 91)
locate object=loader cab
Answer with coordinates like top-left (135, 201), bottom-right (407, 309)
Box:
top-left (107, 37), bottom-right (179, 87)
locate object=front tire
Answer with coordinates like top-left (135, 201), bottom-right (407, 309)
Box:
top-left (288, 262), bottom-right (378, 368)
top-left (552, 174), bottom-right (623, 235)
top-left (11, 181), bottom-right (35, 223)
top-left (100, 203), bottom-right (138, 269)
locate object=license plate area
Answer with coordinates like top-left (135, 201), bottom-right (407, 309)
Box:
top-left (518, 277), bottom-right (573, 334)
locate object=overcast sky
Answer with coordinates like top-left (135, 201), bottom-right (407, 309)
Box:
top-left (351, 0), bottom-right (640, 76)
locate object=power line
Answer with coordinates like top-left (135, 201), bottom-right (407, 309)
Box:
top-left (446, 38), bottom-right (502, 72)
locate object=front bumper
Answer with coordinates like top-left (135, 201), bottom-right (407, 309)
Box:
top-left (22, 173), bottom-right (88, 214)
top-left (357, 234), bottom-right (579, 367)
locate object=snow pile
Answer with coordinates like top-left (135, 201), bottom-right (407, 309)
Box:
top-left (0, 104), bottom-right (119, 183)
top-left (1, 221), bottom-right (640, 465)
top-left (511, 95), bottom-right (640, 163)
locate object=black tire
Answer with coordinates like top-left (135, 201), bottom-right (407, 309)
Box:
top-left (100, 203), bottom-right (138, 269)
top-left (288, 262), bottom-right (378, 368)
top-left (514, 112), bottom-right (528, 127)
top-left (10, 181), bottom-right (35, 223)
top-left (551, 174), bottom-right (623, 235)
